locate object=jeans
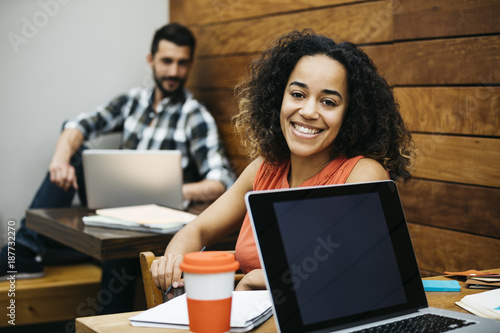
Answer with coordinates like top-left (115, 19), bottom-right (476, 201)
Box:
top-left (15, 148), bottom-right (89, 263)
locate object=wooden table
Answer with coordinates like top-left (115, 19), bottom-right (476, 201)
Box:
top-left (26, 207), bottom-right (237, 260)
top-left (75, 269), bottom-right (500, 333)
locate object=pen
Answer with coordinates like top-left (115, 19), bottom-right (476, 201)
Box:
top-left (164, 246), bottom-right (206, 295)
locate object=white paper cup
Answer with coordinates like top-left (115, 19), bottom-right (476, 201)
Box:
top-left (180, 251), bottom-right (240, 333)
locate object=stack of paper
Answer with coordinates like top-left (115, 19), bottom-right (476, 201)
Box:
top-left (456, 288), bottom-right (500, 320)
top-left (465, 274), bottom-right (500, 289)
top-left (82, 204), bottom-right (197, 234)
top-left (129, 290), bottom-right (273, 332)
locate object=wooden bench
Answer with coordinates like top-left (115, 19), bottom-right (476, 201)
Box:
top-left (0, 263), bottom-right (101, 326)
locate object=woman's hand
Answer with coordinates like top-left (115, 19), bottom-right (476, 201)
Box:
top-left (150, 253), bottom-right (184, 299)
top-left (235, 269), bottom-right (267, 291)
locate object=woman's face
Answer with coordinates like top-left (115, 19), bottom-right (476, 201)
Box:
top-left (280, 54), bottom-right (349, 162)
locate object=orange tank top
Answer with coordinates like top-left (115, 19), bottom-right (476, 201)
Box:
top-left (235, 155), bottom-right (364, 274)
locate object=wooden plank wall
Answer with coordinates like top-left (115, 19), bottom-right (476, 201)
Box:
top-left (170, 0), bottom-right (500, 276)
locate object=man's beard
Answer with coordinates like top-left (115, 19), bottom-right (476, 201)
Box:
top-left (152, 71), bottom-right (186, 101)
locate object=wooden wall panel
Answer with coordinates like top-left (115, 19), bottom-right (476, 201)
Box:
top-left (408, 223), bottom-right (500, 274)
top-left (391, 35), bottom-right (500, 85)
top-left (217, 122), bottom-right (252, 174)
top-left (412, 134), bottom-right (500, 187)
top-left (394, 0), bottom-right (500, 40)
top-left (194, 1), bottom-right (393, 57)
top-left (170, 0), bottom-right (366, 25)
top-left (361, 44), bottom-right (396, 83)
top-left (189, 44), bottom-right (397, 91)
top-left (396, 87), bottom-right (500, 137)
top-left (399, 179), bottom-right (500, 237)
top-left (188, 55), bottom-right (254, 89)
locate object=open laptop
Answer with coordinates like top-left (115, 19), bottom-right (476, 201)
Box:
top-left (83, 149), bottom-right (184, 210)
top-left (245, 180), bottom-right (499, 332)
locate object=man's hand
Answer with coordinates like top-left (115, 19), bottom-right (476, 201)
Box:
top-left (49, 160), bottom-right (78, 191)
top-left (49, 128), bottom-right (85, 191)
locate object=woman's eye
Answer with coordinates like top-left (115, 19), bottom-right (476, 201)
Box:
top-left (291, 92), bottom-right (304, 99)
top-left (322, 99), bottom-right (337, 107)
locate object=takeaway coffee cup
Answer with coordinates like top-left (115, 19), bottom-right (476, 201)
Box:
top-left (180, 251), bottom-right (240, 333)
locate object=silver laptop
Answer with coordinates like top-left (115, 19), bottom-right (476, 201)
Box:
top-left (245, 180), bottom-right (499, 332)
top-left (83, 149), bottom-right (184, 210)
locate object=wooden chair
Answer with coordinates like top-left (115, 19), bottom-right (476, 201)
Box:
top-left (140, 251), bottom-right (165, 308)
top-left (140, 251), bottom-right (244, 308)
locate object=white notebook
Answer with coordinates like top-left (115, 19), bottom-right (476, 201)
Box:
top-left (456, 288), bottom-right (500, 320)
top-left (82, 204), bottom-right (196, 234)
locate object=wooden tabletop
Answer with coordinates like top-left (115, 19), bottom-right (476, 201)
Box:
top-left (76, 310), bottom-right (277, 333)
top-left (75, 268), bottom-right (500, 333)
top-left (26, 207), bottom-right (237, 260)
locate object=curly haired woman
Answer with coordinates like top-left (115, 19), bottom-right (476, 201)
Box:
top-left (151, 29), bottom-right (415, 294)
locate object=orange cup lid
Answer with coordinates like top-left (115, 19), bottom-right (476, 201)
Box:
top-left (180, 251), bottom-right (240, 274)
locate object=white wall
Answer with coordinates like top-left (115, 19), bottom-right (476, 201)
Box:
top-left (0, 0), bottom-right (168, 244)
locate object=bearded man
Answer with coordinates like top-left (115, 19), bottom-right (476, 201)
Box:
top-left (0, 24), bottom-right (234, 313)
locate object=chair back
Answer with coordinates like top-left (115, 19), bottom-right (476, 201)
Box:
top-left (139, 251), bottom-right (164, 308)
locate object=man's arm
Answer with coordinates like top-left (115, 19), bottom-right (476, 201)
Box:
top-left (49, 128), bottom-right (84, 191)
top-left (183, 101), bottom-right (236, 203)
top-left (182, 179), bottom-right (226, 203)
top-left (49, 92), bottom-right (135, 191)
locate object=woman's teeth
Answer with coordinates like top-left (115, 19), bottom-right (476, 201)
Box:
top-left (293, 124), bottom-right (321, 134)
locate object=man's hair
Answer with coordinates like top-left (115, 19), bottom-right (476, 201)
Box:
top-left (234, 29), bottom-right (416, 183)
top-left (150, 22), bottom-right (196, 58)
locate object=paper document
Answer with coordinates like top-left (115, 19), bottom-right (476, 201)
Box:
top-left (129, 290), bottom-right (273, 332)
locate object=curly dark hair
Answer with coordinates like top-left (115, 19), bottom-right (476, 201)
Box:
top-left (234, 29), bottom-right (415, 183)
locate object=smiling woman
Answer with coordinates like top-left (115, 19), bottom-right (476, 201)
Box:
top-left (151, 29), bottom-right (416, 295)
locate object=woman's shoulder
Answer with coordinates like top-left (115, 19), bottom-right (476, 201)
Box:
top-left (235, 157), bottom-right (265, 189)
top-left (345, 157), bottom-right (389, 183)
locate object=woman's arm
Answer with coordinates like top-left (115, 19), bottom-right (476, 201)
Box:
top-left (150, 158), bottom-right (264, 294)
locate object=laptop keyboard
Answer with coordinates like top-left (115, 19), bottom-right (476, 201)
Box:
top-left (351, 313), bottom-right (476, 333)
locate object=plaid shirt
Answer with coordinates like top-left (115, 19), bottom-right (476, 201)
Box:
top-left (64, 87), bottom-right (235, 188)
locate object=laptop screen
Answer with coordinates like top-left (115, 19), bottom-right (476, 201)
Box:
top-left (246, 181), bottom-right (426, 332)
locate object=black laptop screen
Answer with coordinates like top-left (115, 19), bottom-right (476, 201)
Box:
top-left (273, 192), bottom-right (407, 325)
